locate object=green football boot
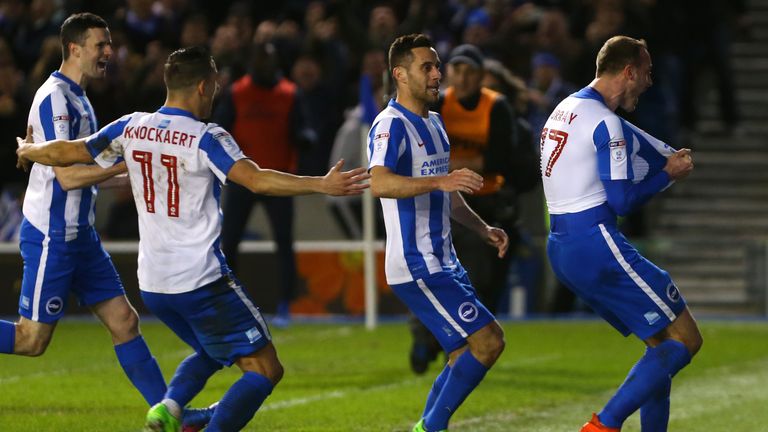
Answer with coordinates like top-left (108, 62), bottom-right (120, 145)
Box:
top-left (413, 418), bottom-right (447, 432)
top-left (144, 402), bottom-right (181, 432)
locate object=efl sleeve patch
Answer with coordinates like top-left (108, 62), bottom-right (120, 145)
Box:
top-left (372, 132), bottom-right (390, 152)
top-left (367, 118), bottom-right (404, 171)
top-left (610, 139), bottom-right (626, 162)
top-left (52, 115), bottom-right (70, 137)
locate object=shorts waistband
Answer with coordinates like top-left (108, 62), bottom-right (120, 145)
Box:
top-left (549, 203), bottom-right (617, 234)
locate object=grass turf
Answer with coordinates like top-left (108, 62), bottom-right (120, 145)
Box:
top-left (0, 319), bottom-right (766, 431)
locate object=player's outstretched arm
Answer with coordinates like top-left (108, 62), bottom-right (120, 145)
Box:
top-left (370, 166), bottom-right (484, 199)
top-left (227, 158), bottom-right (370, 196)
top-left (449, 191), bottom-right (509, 258)
top-left (54, 162), bottom-right (128, 191)
top-left (16, 126), bottom-right (93, 169)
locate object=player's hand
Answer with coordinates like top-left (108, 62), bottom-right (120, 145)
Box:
top-left (663, 148), bottom-right (694, 181)
top-left (322, 159), bottom-right (371, 196)
top-left (438, 168), bottom-right (483, 194)
top-left (16, 125), bottom-right (33, 172)
top-left (484, 226), bottom-right (509, 258)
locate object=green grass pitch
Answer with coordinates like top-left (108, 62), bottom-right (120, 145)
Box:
top-left (0, 318), bottom-right (766, 431)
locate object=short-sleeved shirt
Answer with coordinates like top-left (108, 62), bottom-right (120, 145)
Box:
top-left (85, 106), bottom-right (247, 294)
top-left (367, 99), bottom-right (459, 285)
top-left (541, 86), bottom-right (674, 215)
top-left (23, 71), bottom-right (100, 240)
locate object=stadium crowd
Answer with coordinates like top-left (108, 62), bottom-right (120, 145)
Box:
top-left (0, 0), bottom-right (747, 204)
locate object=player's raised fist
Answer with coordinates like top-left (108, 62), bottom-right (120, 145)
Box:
top-left (664, 148), bottom-right (694, 181)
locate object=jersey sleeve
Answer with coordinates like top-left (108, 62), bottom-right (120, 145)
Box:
top-left (625, 121), bottom-right (675, 182)
top-left (199, 125), bottom-right (247, 183)
top-left (84, 114), bottom-right (133, 168)
top-left (37, 90), bottom-right (73, 140)
top-left (367, 116), bottom-right (406, 171)
top-left (594, 115), bottom-right (632, 181)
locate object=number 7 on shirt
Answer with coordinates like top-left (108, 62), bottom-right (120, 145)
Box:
top-left (540, 128), bottom-right (569, 177)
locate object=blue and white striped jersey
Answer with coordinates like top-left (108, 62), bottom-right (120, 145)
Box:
top-left (23, 72), bottom-right (100, 240)
top-left (85, 107), bottom-right (247, 294)
top-left (541, 86), bottom-right (674, 214)
top-left (367, 99), bottom-right (459, 285)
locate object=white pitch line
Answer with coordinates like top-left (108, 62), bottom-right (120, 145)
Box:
top-left (259, 354), bottom-right (564, 419)
top-left (0, 348), bottom-right (192, 384)
top-left (261, 377), bottom-right (425, 412)
top-left (448, 357), bottom-right (768, 432)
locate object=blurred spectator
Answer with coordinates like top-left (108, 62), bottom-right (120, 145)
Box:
top-left (0, 0), bottom-right (749, 267)
top-left (115, 0), bottom-right (164, 54)
top-left (226, 1), bottom-right (255, 51)
top-left (179, 13), bottom-right (210, 48)
top-left (213, 42), bottom-right (316, 325)
top-left (128, 41), bottom-right (171, 113)
top-left (533, 8), bottom-right (583, 83)
top-left (291, 53), bottom-right (338, 175)
top-left (437, 44), bottom-right (539, 313)
top-left (209, 1), bottom-right (255, 86)
top-left (12, 0), bottom-right (62, 73)
top-left (327, 47), bottom-right (388, 239)
top-left (482, 58), bottom-right (529, 120)
top-left (527, 52), bottom-right (577, 147)
top-left (0, 0), bottom-right (25, 40)
top-left (368, 5), bottom-right (399, 50)
top-left (300, 4), bottom-right (350, 172)
top-left (0, 38), bottom-right (29, 192)
top-left (28, 35), bottom-right (61, 90)
top-left (462, 7), bottom-right (492, 47)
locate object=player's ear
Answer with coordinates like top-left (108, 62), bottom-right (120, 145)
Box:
top-left (69, 42), bottom-right (79, 59)
top-left (623, 63), bottom-right (636, 81)
top-left (393, 66), bottom-right (406, 84)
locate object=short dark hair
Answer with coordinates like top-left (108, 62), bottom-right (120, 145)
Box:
top-left (388, 33), bottom-right (433, 72)
top-left (164, 46), bottom-right (216, 90)
top-left (595, 36), bottom-right (648, 77)
top-left (60, 13), bottom-right (108, 60)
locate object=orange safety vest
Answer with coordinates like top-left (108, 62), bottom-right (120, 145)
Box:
top-left (441, 87), bottom-right (505, 195)
top-left (231, 76), bottom-right (297, 172)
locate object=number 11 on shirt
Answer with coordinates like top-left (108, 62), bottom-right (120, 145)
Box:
top-left (132, 150), bottom-right (180, 217)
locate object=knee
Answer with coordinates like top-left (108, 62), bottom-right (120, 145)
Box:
top-left (486, 332), bottom-right (506, 362)
top-left (107, 306), bottom-right (140, 342)
top-left (471, 328), bottom-right (505, 366)
top-left (238, 354), bottom-right (284, 387)
top-left (686, 332), bottom-right (703, 358)
top-left (677, 324), bottom-right (703, 358)
top-left (252, 360), bottom-right (284, 387)
top-left (269, 362), bottom-right (285, 386)
top-left (15, 325), bottom-right (51, 357)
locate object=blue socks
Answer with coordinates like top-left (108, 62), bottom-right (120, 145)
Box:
top-left (424, 351), bottom-right (488, 431)
top-left (114, 335), bottom-right (167, 406)
top-left (0, 320), bottom-right (15, 354)
top-left (599, 339), bottom-right (691, 428)
top-left (641, 374), bottom-right (671, 431)
top-left (423, 364), bottom-right (451, 418)
top-left (207, 371), bottom-right (273, 432)
top-left (166, 352), bottom-right (223, 407)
